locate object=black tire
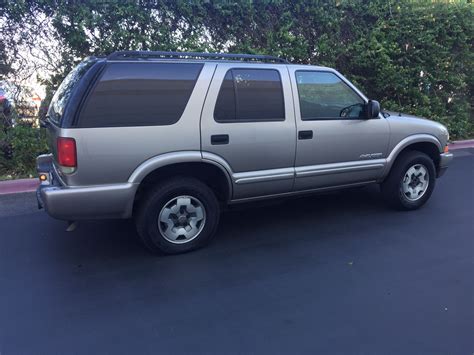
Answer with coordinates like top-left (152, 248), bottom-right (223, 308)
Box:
top-left (381, 150), bottom-right (436, 210)
top-left (135, 177), bottom-right (220, 254)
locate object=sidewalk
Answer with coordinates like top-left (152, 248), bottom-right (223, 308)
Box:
top-left (1, 139), bottom-right (473, 195)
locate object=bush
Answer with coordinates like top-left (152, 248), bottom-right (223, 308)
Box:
top-left (337, 1), bottom-right (474, 139)
top-left (0, 125), bottom-right (49, 179)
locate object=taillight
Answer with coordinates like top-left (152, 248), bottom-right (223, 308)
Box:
top-left (57, 137), bottom-right (77, 168)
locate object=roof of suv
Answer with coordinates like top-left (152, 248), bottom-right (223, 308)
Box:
top-left (106, 50), bottom-right (290, 64)
top-left (104, 51), bottom-right (335, 72)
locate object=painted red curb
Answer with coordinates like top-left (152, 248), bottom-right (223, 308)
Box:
top-left (0, 178), bottom-right (39, 195)
top-left (448, 139), bottom-right (474, 150)
top-left (0, 139), bottom-right (472, 195)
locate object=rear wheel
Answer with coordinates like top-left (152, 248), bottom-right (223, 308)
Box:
top-left (381, 151), bottom-right (436, 210)
top-left (135, 177), bottom-right (220, 254)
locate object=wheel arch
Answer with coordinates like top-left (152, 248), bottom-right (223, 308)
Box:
top-left (383, 134), bottom-right (442, 179)
top-left (129, 152), bottom-right (233, 212)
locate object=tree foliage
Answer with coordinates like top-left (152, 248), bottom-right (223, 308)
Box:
top-left (1, 0), bottom-right (473, 138)
top-left (0, 40), bottom-right (10, 80)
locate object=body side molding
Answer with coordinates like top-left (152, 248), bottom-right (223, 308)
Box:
top-left (233, 167), bottom-right (295, 184)
top-left (295, 159), bottom-right (385, 178)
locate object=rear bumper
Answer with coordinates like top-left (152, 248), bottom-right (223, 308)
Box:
top-left (437, 152), bottom-right (453, 177)
top-left (36, 154), bottom-right (137, 220)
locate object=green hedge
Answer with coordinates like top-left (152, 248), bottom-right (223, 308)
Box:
top-left (0, 125), bottom-right (48, 180)
top-left (37, 0), bottom-right (473, 138)
top-left (337, 1), bottom-right (473, 138)
top-left (1, 1), bottom-right (473, 180)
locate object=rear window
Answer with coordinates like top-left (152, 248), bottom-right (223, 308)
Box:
top-left (48, 58), bottom-right (97, 126)
top-left (78, 63), bottom-right (203, 128)
top-left (214, 68), bottom-right (285, 122)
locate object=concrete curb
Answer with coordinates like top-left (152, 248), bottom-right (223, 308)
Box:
top-left (0, 139), bottom-right (473, 195)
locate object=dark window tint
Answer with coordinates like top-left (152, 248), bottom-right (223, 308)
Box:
top-left (214, 71), bottom-right (236, 121)
top-left (48, 58), bottom-right (97, 125)
top-left (214, 69), bottom-right (285, 122)
top-left (79, 63), bottom-right (202, 127)
top-left (295, 71), bottom-right (364, 120)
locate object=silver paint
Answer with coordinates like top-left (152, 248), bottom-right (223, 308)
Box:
top-left (38, 59), bottom-right (453, 221)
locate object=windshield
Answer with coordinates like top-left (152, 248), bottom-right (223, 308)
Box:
top-left (48, 58), bottom-right (97, 125)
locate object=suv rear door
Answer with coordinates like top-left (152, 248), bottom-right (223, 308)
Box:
top-left (201, 63), bottom-right (296, 200)
top-left (289, 67), bottom-right (390, 191)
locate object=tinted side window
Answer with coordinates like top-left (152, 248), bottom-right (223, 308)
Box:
top-left (48, 58), bottom-right (97, 126)
top-left (79, 63), bottom-right (202, 127)
top-left (295, 71), bottom-right (365, 120)
top-left (214, 69), bottom-right (285, 122)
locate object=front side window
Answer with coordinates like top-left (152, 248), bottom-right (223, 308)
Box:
top-left (295, 71), bottom-right (365, 120)
top-left (214, 68), bottom-right (285, 122)
top-left (79, 62), bottom-right (202, 128)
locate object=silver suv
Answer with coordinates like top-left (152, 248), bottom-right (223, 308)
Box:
top-left (37, 51), bottom-right (453, 254)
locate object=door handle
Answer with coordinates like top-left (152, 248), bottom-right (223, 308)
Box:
top-left (298, 130), bottom-right (313, 140)
top-left (211, 134), bottom-right (229, 145)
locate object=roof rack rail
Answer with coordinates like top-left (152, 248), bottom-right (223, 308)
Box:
top-left (107, 50), bottom-right (289, 64)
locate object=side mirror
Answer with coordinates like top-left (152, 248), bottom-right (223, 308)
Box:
top-left (367, 100), bottom-right (380, 119)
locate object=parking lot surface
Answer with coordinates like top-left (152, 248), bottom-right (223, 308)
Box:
top-left (0, 149), bottom-right (473, 354)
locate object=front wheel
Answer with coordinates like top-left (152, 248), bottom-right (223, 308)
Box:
top-left (135, 177), bottom-right (220, 254)
top-left (381, 151), bottom-right (436, 210)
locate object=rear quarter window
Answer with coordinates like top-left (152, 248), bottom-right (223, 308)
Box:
top-left (78, 62), bottom-right (203, 128)
top-left (48, 58), bottom-right (97, 126)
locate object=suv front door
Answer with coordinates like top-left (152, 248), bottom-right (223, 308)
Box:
top-left (201, 63), bottom-right (296, 200)
top-left (289, 68), bottom-right (390, 191)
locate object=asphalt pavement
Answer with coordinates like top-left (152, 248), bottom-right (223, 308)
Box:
top-left (0, 149), bottom-right (473, 354)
